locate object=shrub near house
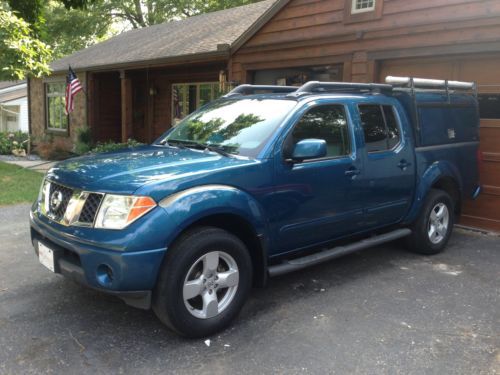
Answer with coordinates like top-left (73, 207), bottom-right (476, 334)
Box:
top-left (0, 132), bottom-right (29, 155)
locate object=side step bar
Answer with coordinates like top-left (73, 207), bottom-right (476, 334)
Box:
top-left (268, 228), bottom-right (412, 277)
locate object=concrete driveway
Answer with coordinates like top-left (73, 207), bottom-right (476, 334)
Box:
top-left (0, 204), bottom-right (498, 374)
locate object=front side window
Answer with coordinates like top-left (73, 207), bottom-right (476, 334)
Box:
top-left (162, 98), bottom-right (297, 158)
top-left (359, 104), bottom-right (401, 152)
top-left (288, 105), bottom-right (351, 159)
top-left (352, 0), bottom-right (375, 13)
top-left (45, 82), bottom-right (68, 131)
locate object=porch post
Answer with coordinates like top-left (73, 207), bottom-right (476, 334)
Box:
top-left (87, 73), bottom-right (96, 140)
top-left (120, 70), bottom-right (132, 143)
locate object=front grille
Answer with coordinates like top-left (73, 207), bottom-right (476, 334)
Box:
top-left (47, 182), bottom-right (73, 221)
top-left (40, 179), bottom-right (104, 227)
top-left (79, 193), bottom-right (103, 224)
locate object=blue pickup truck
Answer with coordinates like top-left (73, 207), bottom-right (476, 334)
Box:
top-left (30, 77), bottom-right (481, 337)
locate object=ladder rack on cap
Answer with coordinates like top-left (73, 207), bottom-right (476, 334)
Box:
top-left (385, 76), bottom-right (478, 97)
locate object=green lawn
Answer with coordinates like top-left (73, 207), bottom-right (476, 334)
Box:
top-left (0, 162), bottom-right (44, 206)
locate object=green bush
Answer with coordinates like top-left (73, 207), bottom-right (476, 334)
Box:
top-left (72, 127), bottom-right (144, 155)
top-left (0, 131), bottom-right (30, 155)
top-left (90, 139), bottom-right (144, 154)
top-left (74, 127), bottom-right (92, 155)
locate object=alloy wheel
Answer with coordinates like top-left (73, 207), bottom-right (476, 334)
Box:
top-left (182, 251), bottom-right (239, 319)
top-left (428, 202), bottom-right (450, 244)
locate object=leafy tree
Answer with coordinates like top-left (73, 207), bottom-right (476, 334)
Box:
top-left (41, 1), bottom-right (113, 58)
top-left (6, 0), bottom-right (44, 33)
top-left (95, 0), bottom-right (261, 29)
top-left (59, 0), bottom-right (96, 8)
top-left (0, 0), bottom-right (262, 80)
top-left (0, 3), bottom-right (51, 80)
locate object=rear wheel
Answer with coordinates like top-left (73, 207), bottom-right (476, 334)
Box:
top-left (153, 227), bottom-right (252, 338)
top-left (406, 189), bottom-right (455, 255)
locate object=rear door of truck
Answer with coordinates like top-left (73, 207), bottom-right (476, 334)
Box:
top-left (353, 99), bottom-right (416, 228)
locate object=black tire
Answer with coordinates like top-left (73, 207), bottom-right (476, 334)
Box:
top-left (406, 189), bottom-right (455, 255)
top-left (152, 226), bottom-right (252, 338)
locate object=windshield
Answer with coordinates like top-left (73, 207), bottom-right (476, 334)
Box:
top-left (158, 98), bottom-right (297, 158)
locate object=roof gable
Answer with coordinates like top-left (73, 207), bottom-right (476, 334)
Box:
top-left (50, 0), bottom-right (286, 72)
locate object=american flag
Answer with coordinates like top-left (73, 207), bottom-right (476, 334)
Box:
top-left (65, 66), bottom-right (83, 115)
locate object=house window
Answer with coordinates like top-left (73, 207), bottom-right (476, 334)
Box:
top-left (352, 0), bottom-right (375, 13)
top-left (478, 94), bottom-right (500, 119)
top-left (45, 82), bottom-right (68, 131)
top-left (172, 83), bottom-right (223, 125)
top-left (0, 105), bottom-right (20, 132)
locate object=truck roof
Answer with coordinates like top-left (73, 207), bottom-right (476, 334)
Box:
top-left (220, 91), bottom-right (477, 107)
top-left (222, 78), bottom-right (478, 106)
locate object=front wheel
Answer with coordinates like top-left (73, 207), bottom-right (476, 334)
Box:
top-left (406, 189), bottom-right (455, 255)
top-left (153, 227), bottom-right (252, 338)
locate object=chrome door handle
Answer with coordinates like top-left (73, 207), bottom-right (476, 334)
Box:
top-left (398, 160), bottom-right (411, 170)
top-left (345, 167), bottom-right (361, 177)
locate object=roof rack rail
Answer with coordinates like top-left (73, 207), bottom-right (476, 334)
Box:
top-left (287, 81), bottom-right (393, 97)
top-left (386, 76), bottom-right (477, 93)
top-left (223, 84), bottom-right (298, 98)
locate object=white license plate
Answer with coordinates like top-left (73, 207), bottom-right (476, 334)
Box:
top-left (38, 242), bottom-right (55, 272)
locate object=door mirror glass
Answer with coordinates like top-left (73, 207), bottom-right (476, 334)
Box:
top-left (292, 139), bottom-right (327, 161)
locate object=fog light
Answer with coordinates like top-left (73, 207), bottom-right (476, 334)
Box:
top-left (96, 264), bottom-right (114, 287)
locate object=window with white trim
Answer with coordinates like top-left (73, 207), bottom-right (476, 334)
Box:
top-left (352, 0), bottom-right (375, 13)
top-left (45, 82), bottom-right (68, 131)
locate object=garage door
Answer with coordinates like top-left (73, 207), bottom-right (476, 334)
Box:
top-left (379, 54), bottom-right (500, 233)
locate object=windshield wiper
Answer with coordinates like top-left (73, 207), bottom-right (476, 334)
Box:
top-left (159, 139), bottom-right (186, 149)
top-left (203, 144), bottom-right (234, 158)
top-left (160, 139), bottom-right (234, 158)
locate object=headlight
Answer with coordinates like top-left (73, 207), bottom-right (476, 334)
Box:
top-left (37, 179), bottom-right (45, 203)
top-left (94, 194), bottom-right (157, 230)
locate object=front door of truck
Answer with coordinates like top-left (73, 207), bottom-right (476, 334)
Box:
top-left (270, 102), bottom-right (364, 255)
top-left (357, 103), bottom-right (415, 228)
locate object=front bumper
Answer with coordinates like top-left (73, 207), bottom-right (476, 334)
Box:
top-left (30, 208), bottom-right (168, 309)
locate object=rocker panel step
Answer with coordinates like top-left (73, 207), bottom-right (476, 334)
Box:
top-left (268, 228), bottom-right (412, 277)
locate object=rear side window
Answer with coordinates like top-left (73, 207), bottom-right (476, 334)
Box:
top-left (290, 105), bottom-right (351, 158)
top-left (359, 105), bottom-right (401, 152)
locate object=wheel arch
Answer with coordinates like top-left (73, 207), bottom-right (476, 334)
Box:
top-left (405, 161), bottom-right (463, 224)
top-left (169, 213), bottom-right (268, 288)
top-left (159, 185), bottom-right (270, 287)
top-left (431, 176), bottom-right (461, 217)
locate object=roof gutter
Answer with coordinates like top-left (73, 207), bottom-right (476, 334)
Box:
top-left (0, 83), bottom-right (27, 94)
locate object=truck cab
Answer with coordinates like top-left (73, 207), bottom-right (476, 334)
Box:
top-left (30, 77), bottom-right (481, 337)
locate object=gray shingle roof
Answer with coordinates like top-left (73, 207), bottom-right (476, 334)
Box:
top-left (51, 0), bottom-right (279, 72)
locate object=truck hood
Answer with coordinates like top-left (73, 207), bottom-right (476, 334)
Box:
top-left (46, 145), bottom-right (257, 194)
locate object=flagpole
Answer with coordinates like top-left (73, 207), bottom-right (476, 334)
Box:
top-left (66, 65), bottom-right (86, 117)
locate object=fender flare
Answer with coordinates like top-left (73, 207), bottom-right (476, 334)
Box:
top-left (158, 185), bottom-right (270, 283)
top-left (404, 161), bottom-right (462, 224)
